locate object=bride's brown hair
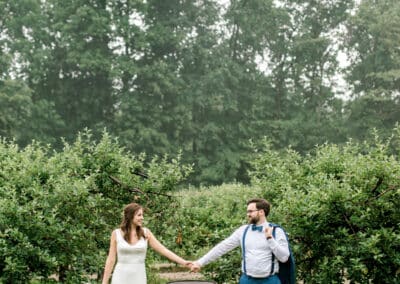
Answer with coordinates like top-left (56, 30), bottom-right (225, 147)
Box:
top-left (120, 203), bottom-right (146, 243)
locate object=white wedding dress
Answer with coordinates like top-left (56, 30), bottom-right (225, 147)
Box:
top-left (111, 229), bottom-right (148, 284)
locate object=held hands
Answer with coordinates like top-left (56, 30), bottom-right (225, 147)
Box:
top-left (181, 260), bottom-right (201, 272)
top-left (189, 261), bottom-right (201, 273)
top-left (183, 260), bottom-right (193, 269)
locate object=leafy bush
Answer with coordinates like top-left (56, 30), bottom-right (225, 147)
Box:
top-left (250, 130), bottom-right (400, 283)
top-left (0, 130), bottom-right (192, 283)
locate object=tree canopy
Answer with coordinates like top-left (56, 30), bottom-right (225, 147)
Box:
top-left (1, 0), bottom-right (400, 185)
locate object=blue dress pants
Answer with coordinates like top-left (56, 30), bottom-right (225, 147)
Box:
top-left (239, 274), bottom-right (280, 284)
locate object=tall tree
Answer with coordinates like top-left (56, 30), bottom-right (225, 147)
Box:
top-left (114, 0), bottom-right (242, 184)
top-left (178, 1), bottom-right (248, 184)
top-left (0, 0), bottom-right (63, 145)
top-left (344, 0), bottom-right (400, 140)
top-left (115, 0), bottom-right (189, 155)
top-left (278, 0), bottom-right (352, 151)
top-left (2, 0), bottom-right (115, 144)
top-left (219, 0), bottom-right (352, 154)
top-left (223, 0), bottom-right (295, 147)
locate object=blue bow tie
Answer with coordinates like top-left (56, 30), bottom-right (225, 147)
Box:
top-left (251, 224), bottom-right (263, 232)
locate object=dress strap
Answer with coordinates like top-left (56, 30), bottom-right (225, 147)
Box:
top-left (114, 228), bottom-right (122, 239)
top-left (143, 228), bottom-right (148, 238)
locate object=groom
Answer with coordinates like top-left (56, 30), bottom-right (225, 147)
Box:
top-left (191, 198), bottom-right (289, 284)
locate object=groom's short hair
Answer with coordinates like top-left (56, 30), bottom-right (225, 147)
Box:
top-left (247, 198), bottom-right (271, 217)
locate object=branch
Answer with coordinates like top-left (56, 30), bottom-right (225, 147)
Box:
top-left (364, 185), bottom-right (397, 205)
top-left (371, 176), bottom-right (383, 196)
top-left (333, 202), bottom-right (357, 235)
top-left (108, 175), bottom-right (174, 199)
top-left (132, 169), bottom-right (149, 179)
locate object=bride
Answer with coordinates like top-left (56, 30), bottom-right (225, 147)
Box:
top-left (102, 202), bottom-right (191, 284)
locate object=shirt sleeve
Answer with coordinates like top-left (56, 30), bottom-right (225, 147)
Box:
top-left (197, 227), bottom-right (243, 266)
top-left (268, 227), bottom-right (290, 263)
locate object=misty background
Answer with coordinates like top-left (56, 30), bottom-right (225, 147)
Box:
top-left (1, 0), bottom-right (399, 185)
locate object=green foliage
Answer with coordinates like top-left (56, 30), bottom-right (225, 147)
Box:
top-left (344, 92), bottom-right (400, 143)
top-left (1, 0), bottom-right (400, 188)
top-left (0, 130), bottom-right (191, 283)
top-left (2, 128), bottom-right (399, 283)
top-left (1, 0), bottom-right (115, 143)
top-left (0, 80), bottom-right (32, 141)
top-left (343, 0), bottom-right (400, 142)
top-left (345, 0), bottom-right (400, 96)
top-left (0, 79), bottom-right (63, 146)
top-left (250, 130), bottom-right (400, 283)
top-left (0, 0), bottom-right (341, 186)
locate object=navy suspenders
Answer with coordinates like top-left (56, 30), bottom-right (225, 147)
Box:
top-left (241, 225), bottom-right (251, 274)
top-left (270, 226), bottom-right (277, 275)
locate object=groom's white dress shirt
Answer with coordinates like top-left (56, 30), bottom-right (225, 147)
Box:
top-left (197, 222), bottom-right (290, 278)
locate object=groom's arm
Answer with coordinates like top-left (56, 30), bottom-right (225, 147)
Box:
top-left (196, 226), bottom-right (243, 267)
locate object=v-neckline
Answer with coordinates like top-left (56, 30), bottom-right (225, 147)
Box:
top-left (125, 238), bottom-right (141, 246)
top-left (120, 229), bottom-right (142, 246)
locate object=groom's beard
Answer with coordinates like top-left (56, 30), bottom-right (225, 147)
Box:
top-left (249, 215), bottom-right (260, 224)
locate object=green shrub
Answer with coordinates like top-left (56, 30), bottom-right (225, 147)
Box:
top-left (0, 130), bottom-right (192, 283)
top-left (250, 131), bottom-right (400, 283)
